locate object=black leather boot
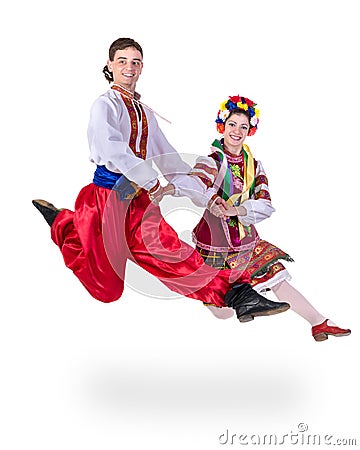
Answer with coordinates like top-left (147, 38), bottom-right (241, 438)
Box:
top-left (32, 199), bottom-right (61, 226)
top-left (224, 283), bottom-right (290, 322)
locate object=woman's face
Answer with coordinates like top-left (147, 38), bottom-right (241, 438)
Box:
top-left (223, 112), bottom-right (250, 155)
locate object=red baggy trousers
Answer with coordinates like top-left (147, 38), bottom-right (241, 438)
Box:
top-left (51, 184), bottom-right (249, 305)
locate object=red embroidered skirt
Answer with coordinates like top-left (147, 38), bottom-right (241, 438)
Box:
top-left (198, 239), bottom-right (293, 291)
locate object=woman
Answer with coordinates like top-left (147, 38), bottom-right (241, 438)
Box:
top-left (165, 95), bottom-right (350, 341)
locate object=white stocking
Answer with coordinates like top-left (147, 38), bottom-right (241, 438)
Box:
top-left (205, 304), bottom-right (234, 320)
top-left (272, 280), bottom-right (326, 326)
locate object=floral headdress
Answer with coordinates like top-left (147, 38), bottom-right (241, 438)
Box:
top-left (215, 95), bottom-right (260, 136)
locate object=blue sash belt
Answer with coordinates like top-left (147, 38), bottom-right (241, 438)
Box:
top-left (93, 165), bottom-right (140, 200)
top-left (93, 165), bottom-right (121, 189)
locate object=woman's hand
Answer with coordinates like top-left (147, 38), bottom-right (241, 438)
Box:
top-left (222, 205), bottom-right (247, 217)
top-left (207, 197), bottom-right (247, 219)
top-left (208, 196), bottom-right (229, 219)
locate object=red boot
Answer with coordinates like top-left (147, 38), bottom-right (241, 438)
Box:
top-left (312, 319), bottom-right (351, 342)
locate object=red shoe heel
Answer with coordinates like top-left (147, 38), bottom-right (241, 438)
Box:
top-left (313, 332), bottom-right (328, 342)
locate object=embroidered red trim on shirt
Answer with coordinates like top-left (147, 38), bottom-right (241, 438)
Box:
top-left (111, 85), bottom-right (148, 160)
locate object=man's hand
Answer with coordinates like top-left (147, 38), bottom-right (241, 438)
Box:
top-left (162, 184), bottom-right (175, 196)
top-left (149, 183), bottom-right (175, 206)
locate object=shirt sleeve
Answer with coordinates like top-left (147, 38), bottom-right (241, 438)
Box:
top-left (169, 155), bottom-right (219, 208)
top-left (87, 95), bottom-right (159, 189)
top-left (239, 160), bottom-right (275, 226)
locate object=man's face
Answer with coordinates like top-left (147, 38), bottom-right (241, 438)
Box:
top-left (107, 47), bottom-right (143, 91)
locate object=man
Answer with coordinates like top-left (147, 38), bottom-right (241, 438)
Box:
top-left (32, 37), bottom-right (289, 323)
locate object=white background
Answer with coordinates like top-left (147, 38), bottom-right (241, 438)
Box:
top-left (1, 0), bottom-right (359, 448)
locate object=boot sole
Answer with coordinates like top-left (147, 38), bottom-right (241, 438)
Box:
top-left (238, 304), bottom-right (290, 323)
top-left (313, 331), bottom-right (351, 342)
top-left (32, 199), bottom-right (60, 212)
top-left (32, 199), bottom-right (63, 227)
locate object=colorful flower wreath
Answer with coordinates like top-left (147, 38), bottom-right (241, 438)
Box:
top-left (215, 95), bottom-right (260, 136)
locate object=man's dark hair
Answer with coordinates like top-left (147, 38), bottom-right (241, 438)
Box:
top-left (102, 38), bottom-right (143, 83)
